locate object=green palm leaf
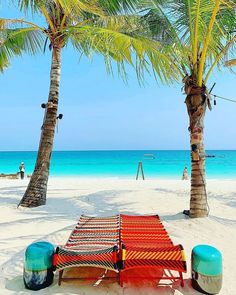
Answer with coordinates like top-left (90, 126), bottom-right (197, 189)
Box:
top-left (139, 0), bottom-right (236, 83)
top-left (0, 19), bottom-right (43, 71)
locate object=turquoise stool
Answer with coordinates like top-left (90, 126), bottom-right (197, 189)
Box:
top-left (24, 241), bottom-right (55, 290)
top-left (192, 245), bottom-right (222, 294)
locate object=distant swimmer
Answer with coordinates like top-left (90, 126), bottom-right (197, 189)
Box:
top-left (19, 162), bottom-right (25, 180)
top-left (182, 167), bottom-right (188, 180)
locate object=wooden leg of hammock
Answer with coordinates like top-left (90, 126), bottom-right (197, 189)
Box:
top-left (179, 272), bottom-right (184, 287)
top-left (119, 271), bottom-right (123, 287)
top-left (58, 269), bottom-right (64, 286)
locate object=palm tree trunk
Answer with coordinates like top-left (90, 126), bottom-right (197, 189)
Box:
top-left (185, 80), bottom-right (209, 218)
top-left (19, 48), bottom-right (61, 207)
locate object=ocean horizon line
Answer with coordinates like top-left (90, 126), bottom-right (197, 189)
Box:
top-left (0, 149), bottom-right (236, 152)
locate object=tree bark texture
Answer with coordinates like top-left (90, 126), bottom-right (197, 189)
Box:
top-left (19, 48), bottom-right (61, 207)
top-left (184, 76), bottom-right (209, 218)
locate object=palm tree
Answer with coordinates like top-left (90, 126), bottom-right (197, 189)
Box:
top-left (2, 0), bottom-right (176, 207)
top-left (140, 0), bottom-right (236, 217)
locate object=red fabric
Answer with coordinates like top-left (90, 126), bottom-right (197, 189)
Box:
top-left (119, 214), bottom-right (186, 287)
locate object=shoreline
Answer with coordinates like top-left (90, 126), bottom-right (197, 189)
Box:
top-left (1, 175), bottom-right (236, 181)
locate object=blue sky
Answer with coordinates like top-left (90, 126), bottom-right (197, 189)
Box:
top-left (1, 3), bottom-right (236, 151)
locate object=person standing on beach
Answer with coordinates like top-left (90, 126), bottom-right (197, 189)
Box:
top-left (19, 162), bottom-right (25, 180)
top-left (182, 167), bottom-right (188, 180)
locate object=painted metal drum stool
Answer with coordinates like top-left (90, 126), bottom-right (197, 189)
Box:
top-left (24, 241), bottom-right (55, 290)
top-left (192, 245), bottom-right (222, 294)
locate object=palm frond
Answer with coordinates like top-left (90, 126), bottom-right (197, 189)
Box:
top-left (13, 0), bottom-right (235, 85)
top-left (68, 23), bottom-right (182, 83)
top-left (18, 0), bottom-right (45, 13)
top-left (138, 0), bottom-right (236, 83)
top-left (18, 0), bottom-right (105, 17)
top-left (0, 18), bottom-right (44, 71)
top-left (98, 0), bottom-right (140, 14)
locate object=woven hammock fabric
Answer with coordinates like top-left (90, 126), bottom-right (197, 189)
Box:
top-left (120, 214), bottom-right (187, 273)
top-left (54, 214), bottom-right (187, 286)
top-left (55, 215), bottom-right (119, 271)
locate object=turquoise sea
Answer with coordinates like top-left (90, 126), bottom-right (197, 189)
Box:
top-left (0, 150), bottom-right (236, 179)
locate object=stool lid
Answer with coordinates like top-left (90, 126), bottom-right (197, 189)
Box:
top-left (25, 241), bottom-right (54, 271)
top-left (192, 244), bottom-right (222, 276)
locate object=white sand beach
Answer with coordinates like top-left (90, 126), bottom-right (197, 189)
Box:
top-left (0, 177), bottom-right (235, 294)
